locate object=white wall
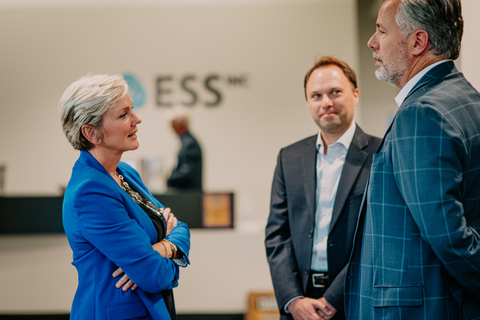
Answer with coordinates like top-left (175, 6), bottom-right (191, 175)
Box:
top-left (0, 0), bottom-right (358, 314)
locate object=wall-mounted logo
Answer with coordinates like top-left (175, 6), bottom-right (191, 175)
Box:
top-left (123, 73), bottom-right (146, 108)
top-left (155, 73), bottom-right (248, 108)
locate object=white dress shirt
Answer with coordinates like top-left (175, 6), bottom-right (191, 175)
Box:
top-left (310, 121), bottom-right (356, 271)
top-left (284, 121), bottom-right (356, 312)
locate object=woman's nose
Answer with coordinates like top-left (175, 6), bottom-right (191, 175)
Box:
top-left (132, 112), bottom-right (142, 125)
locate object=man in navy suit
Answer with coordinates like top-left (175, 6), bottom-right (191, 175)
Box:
top-left (345, 0), bottom-right (480, 319)
top-left (265, 57), bottom-right (381, 320)
top-left (167, 109), bottom-right (203, 190)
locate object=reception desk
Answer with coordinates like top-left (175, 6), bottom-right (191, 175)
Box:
top-left (0, 191), bottom-right (232, 234)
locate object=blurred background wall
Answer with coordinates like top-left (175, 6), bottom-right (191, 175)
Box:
top-left (0, 0), bottom-right (478, 316)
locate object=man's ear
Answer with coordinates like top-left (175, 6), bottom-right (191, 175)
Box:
top-left (353, 88), bottom-right (360, 105)
top-left (410, 29), bottom-right (429, 56)
top-left (81, 124), bottom-right (99, 144)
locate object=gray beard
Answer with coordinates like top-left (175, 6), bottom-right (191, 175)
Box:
top-left (375, 60), bottom-right (406, 87)
top-left (374, 42), bottom-right (408, 87)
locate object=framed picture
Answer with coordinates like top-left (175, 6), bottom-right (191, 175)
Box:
top-left (202, 193), bottom-right (234, 228)
top-left (245, 291), bottom-right (279, 320)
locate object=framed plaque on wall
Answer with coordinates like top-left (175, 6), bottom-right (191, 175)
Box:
top-left (202, 193), bottom-right (234, 228)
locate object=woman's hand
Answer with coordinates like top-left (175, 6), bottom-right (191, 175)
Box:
top-left (112, 267), bottom-right (138, 291)
top-left (161, 207), bottom-right (178, 236)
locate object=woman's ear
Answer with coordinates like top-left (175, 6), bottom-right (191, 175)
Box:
top-left (81, 124), bottom-right (99, 144)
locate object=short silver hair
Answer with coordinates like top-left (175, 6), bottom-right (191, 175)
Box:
top-left (58, 74), bottom-right (128, 150)
top-left (395, 0), bottom-right (463, 60)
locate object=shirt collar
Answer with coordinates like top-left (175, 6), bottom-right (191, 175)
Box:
top-left (395, 60), bottom-right (449, 107)
top-left (316, 121), bottom-right (356, 151)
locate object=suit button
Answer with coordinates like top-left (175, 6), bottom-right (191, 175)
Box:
top-left (305, 269), bottom-right (309, 275)
top-left (309, 230), bottom-right (313, 238)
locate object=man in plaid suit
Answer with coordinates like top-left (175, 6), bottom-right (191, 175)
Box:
top-left (345, 0), bottom-right (480, 319)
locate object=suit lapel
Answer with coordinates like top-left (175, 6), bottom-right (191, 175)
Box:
top-left (302, 136), bottom-right (317, 223)
top-left (329, 127), bottom-right (369, 232)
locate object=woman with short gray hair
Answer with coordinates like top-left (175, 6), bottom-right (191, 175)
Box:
top-left (59, 74), bottom-right (190, 320)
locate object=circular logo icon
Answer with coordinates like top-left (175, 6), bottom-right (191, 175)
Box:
top-left (123, 73), bottom-right (146, 108)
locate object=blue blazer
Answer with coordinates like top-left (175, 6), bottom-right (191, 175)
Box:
top-left (345, 62), bottom-right (480, 319)
top-left (63, 150), bottom-right (190, 320)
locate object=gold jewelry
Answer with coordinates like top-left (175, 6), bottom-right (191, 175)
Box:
top-left (162, 240), bottom-right (177, 259)
top-left (160, 241), bottom-right (168, 257)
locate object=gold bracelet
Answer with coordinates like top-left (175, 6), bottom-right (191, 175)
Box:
top-left (162, 240), bottom-right (177, 259)
top-left (160, 241), bottom-right (168, 257)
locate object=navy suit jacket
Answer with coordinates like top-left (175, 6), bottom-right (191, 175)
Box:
top-left (167, 131), bottom-right (202, 190)
top-left (265, 125), bottom-right (380, 319)
top-left (345, 62), bottom-right (480, 319)
top-left (63, 150), bottom-right (190, 320)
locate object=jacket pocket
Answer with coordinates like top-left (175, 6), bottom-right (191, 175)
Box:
top-left (372, 286), bottom-right (423, 307)
top-left (107, 301), bottom-right (148, 319)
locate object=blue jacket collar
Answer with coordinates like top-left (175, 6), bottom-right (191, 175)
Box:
top-left (78, 150), bottom-right (112, 177)
top-left (405, 61), bottom-right (457, 103)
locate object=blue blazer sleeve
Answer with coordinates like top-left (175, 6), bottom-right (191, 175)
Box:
top-left (118, 161), bottom-right (191, 265)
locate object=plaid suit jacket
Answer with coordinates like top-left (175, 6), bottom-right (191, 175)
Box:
top-left (345, 61), bottom-right (480, 319)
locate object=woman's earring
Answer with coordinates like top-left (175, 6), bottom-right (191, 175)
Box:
top-left (97, 140), bottom-right (101, 144)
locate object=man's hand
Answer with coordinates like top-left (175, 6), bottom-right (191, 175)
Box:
top-left (288, 297), bottom-right (337, 320)
top-left (316, 297), bottom-right (336, 319)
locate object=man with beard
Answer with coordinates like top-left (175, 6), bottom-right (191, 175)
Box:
top-left (266, 56), bottom-right (380, 320)
top-left (345, 0), bottom-right (480, 319)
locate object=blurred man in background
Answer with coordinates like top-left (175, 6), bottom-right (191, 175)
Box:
top-left (167, 108), bottom-right (202, 191)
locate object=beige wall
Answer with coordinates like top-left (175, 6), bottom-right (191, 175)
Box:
top-left (357, 0), bottom-right (399, 138)
top-left (0, 0), bottom-right (358, 314)
top-left (0, 0), bottom-right (357, 226)
top-left (460, 0), bottom-right (480, 90)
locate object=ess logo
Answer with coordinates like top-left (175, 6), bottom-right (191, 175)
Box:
top-left (156, 73), bottom-right (248, 108)
top-left (123, 72), bottom-right (248, 108)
